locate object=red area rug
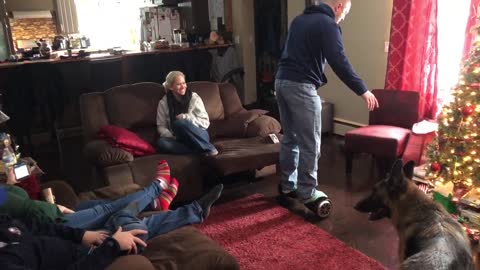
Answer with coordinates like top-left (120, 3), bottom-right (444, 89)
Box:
top-left (196, 194), bottom-right (386, 270)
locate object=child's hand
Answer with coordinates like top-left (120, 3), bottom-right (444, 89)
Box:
top-left (82, 230), bottom-right (109, 246)
top-left (57, 204), bottom-right (75, 214)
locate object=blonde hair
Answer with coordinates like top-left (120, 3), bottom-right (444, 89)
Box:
top-left (163, 71), bottom-right (185, 90)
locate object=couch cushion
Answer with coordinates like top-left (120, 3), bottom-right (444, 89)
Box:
top-left (104, 82), bottom-right (165, 129)
top-left (188, 82), bottom-right (224, 121)
top-left (80, 92), bottom-right (110, 141)
top-left (208, 136), bottom-right (281, 176)
top-left (78, 183), bottom-right (144, 201)
top-left (133, 126), bottom-right (158, 145)
top-left (143, 226), bottom-right (239, 270)
top-left (219, 83), bottom-right (244, 118)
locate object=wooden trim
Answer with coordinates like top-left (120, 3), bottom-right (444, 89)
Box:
top-left (0, 0), bottom-right (14, 55)
top-left (224, 0), bottom-right (232, 32)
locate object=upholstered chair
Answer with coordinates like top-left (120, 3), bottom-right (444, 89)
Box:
top-left (345, 89), bottom-right (421, 175)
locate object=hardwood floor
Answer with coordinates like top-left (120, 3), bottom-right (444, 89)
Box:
top-left (216, 136), bottom-right (400, 269)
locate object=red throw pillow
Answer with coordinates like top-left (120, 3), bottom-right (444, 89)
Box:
top-left (98, 125), bottom-right (156, 157)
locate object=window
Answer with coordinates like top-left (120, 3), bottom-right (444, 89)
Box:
top-left (75, 0), bottom-right (147, 50)
top-left (437, 0), bottom-right (471, 106)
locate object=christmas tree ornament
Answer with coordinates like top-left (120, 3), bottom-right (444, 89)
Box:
top-left (462, 106), bottom-right (475, 117)
top-left (431, 162), bottom-right (441, 172)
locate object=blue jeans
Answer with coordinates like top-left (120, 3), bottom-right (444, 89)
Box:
top-left (63, 181), bottom-right (162, 230)
top-left (157, 119), bottom-right (216, 154)
top-left (103, 201), bottom-right (204, 242)
top-left (275, 79), bottom-right (322, 202)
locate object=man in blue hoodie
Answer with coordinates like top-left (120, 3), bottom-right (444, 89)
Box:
top-left (275, 0), bottom-right (379, 215)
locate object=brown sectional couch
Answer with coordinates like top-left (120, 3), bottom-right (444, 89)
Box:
top-left (80, 81), bottom-right (282, 203)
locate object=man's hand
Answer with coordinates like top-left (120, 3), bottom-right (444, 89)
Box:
top-left (57, 204), bottom-right (75, 214)
top-left (82, 230), bottom-right (109, 246)
top-left (361, 91), bottom-right (379, 111)
top-left (112, 227), bottom-right (148, 254)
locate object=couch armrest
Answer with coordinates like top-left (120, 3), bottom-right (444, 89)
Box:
top-left (210, 109), bottom-right (269, 138)
top-left (106, 255), bottom-right (155, 270)
top-left (84, 140), bottom-right (134, 167)
top-left (246, 115), bottom-right (281, 137)
top-left (40, 180), bottom-right (79, 209)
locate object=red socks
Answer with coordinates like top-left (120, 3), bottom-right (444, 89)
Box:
top-left (156, 160), bottom-right (171, 189)
top-left (152, 178), bottom-right (180, 211)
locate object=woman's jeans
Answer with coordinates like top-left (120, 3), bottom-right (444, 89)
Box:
top-left (157, 119), bottom-right (216, 154)
top-left (63, 181), bottom-right (162, 229)
top-left (275, 79), bottom-right (322, 202)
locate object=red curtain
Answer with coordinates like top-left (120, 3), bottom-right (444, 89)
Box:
top-left (463, 0), bottom-right (480, 60)
top-left (385, 0), bottom-right (439, 119)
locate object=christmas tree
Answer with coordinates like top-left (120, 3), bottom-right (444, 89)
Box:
top-left (426, 23), bottom-right (480, 190)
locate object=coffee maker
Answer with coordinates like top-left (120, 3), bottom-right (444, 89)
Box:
top-left (52, 36), bottom-right (67, 51)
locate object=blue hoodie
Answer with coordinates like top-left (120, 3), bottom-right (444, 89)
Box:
top-left (276, 3), bottom-right (368, 95)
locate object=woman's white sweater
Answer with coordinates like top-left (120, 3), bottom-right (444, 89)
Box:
top-left (156, 92), bottom-right (210, 138)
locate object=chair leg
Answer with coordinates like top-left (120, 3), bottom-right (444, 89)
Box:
top-left (346, 151), bottom-right (353, 175)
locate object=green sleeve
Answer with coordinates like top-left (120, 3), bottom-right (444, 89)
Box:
top-left (0, 185), bottom-right (63, 223)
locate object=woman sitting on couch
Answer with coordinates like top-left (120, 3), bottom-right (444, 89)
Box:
top-left (156, 71), bottom-right (218, 156)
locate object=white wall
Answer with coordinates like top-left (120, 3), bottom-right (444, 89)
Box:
top-left (319, 0), bottom-right (393, 135)
top-left (232, 0), bottom-right (256, 104)
top-left (287, 0), bottom-right (304, 28)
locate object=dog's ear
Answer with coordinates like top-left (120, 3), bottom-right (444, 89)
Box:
top-left (403, 160), bottom-right (415, 179)
top-left (390, 159), bottom-right (403, 175)
top-left (387, 159), bottom-right (405, 187)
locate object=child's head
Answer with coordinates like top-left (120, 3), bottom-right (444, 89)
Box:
top-left (163, 71), bottom-right (187, 96)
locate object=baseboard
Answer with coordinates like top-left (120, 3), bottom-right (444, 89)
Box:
top-left (333, 118), bottom-right (366, 136)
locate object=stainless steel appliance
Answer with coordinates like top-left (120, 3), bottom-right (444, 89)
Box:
top-left (52, 36), bottom-right (67, 51)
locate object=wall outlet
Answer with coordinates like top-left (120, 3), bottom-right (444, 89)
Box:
top-left (384, 41), bottom-right (390, 53)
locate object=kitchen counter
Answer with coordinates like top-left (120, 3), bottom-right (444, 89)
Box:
top-left (0, 43), bottom-right (232, 69)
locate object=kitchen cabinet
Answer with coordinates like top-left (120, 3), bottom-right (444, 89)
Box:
top-left (178, 0), bottom-right (210, 37)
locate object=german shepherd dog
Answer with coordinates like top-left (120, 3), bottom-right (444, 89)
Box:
top-left (354, 160), bottom-right (474, 270)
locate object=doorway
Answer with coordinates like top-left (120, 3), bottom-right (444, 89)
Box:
top-left (254, 0), bottom-right (287, 106)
